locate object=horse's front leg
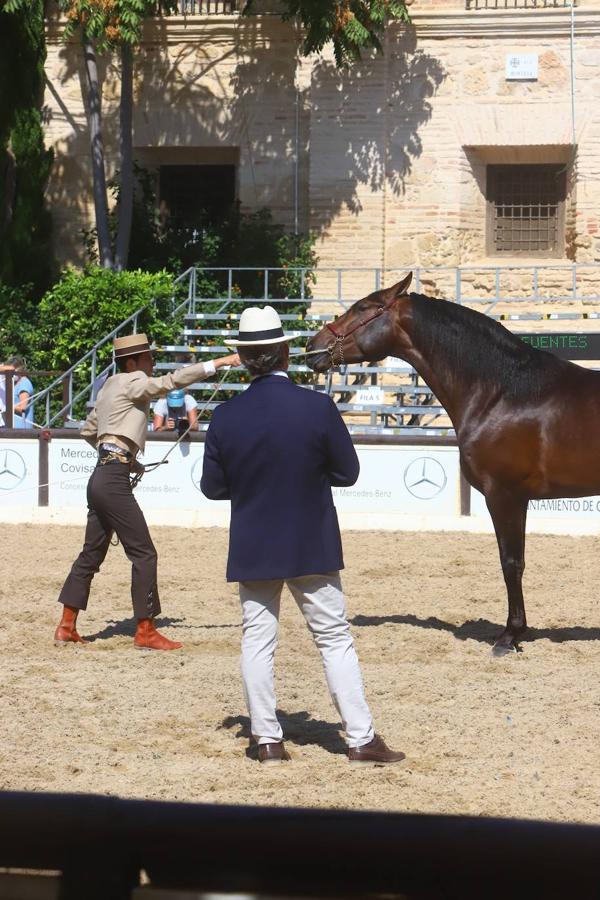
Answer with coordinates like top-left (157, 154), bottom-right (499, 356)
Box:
top-left (485, 490), bottom-right (528, 657)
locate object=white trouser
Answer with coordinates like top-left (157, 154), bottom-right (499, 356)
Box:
top-left (239, 572), bottom-right (375, 749)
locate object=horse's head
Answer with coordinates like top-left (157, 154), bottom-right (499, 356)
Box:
top-left (306, 273), bottom-right (413, 372)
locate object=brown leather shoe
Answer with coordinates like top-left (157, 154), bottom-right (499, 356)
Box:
top-left (134, 618), bottom-right (182, 651)
top-left (257, 742), bottom-right (291, 765)
top-left (348, 734), bottom-right (406, 767)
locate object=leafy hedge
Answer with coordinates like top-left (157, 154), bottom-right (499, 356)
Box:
top-left (31, 267), bottom-right (181, 372)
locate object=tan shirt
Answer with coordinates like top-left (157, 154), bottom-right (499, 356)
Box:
top-left (81, 360), bottom-right (216, 455)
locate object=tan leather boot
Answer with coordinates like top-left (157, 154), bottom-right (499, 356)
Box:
top-left (134, 618), bottom-right (182, 651)
top-left (54, 605), bottom-right (89, 646)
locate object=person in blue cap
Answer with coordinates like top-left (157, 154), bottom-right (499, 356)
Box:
top-left (153, 388), bottom-right (198, 434)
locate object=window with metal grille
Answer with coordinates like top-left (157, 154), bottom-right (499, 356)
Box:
top-left (486, 164), bottom-right (566, 256)
top-left (159, 165), bottom-right (236, 230)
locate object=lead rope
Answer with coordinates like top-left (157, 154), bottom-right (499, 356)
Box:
top-left (130, 349), bottom-right (338, 490)
top-left (294, 343), bottom-right (345, 386)
top-left (130, 366), bottom-right (233, 489)
top-left (3, 353), bottom-right (333, 498)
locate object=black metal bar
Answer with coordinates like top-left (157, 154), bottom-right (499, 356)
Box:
top-left (0, 793), bottom-right (138, 900)
top-left (17, 428), bottom-right (460, 448)
top-left (38, 430), bottom-right (50, 507)
top-left (5, 371), bottom-right (14, 428)
top-left (1, 792), bottom-right (600, 899)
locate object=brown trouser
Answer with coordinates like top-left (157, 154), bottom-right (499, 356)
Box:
top-left (57, 462), bottom-right (161, 619)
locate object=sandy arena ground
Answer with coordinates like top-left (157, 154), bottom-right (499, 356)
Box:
top-left (1, 524), bottom-right (600, 824)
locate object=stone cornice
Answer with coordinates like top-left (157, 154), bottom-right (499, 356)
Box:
top-left (45, 14), bottom-right (292, 46)
top-left (409, 7), bottom-right (600, 39)
top-left (45, 7), bottom-right (600, 45)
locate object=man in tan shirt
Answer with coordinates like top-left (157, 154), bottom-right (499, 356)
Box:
top-left (54, 333), bottom-right (239, 651)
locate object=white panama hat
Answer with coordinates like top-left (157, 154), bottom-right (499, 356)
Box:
top-left (224, 305), bottom-right (289, 347)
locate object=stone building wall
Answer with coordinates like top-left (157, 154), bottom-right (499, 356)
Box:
top-left (43, 12), bottom-right (303, 265)
top-left (306, 3), bottom-right (600, 300)
top-left (43, 1), bottom-right (600, 302)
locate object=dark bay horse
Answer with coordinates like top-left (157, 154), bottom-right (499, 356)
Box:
top-left (306, 272), bottom-right (600, 655)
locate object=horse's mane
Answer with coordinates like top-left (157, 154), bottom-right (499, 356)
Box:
top-left (409, 292), bottom-right (564, 402)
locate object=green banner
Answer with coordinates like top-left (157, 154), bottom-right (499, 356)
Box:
top-left (516, 333), bottom-right (600, 360)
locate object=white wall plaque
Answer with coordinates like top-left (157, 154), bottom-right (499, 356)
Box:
top-left (505, 53), bottom-right (538, 81)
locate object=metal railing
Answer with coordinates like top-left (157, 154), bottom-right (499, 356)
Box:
top-left (175, 0), bottom-right (283, 12)
top-left (177, 263), bottom-right (600, 313)
top-left (466, 0), bottom-right (572, 8)
top-left (177, 0), bottom-right (239, 12)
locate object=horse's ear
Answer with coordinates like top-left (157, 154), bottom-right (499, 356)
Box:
top-left (390, 273), bottom-right (412, 298)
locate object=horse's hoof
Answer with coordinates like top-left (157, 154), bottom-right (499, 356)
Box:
top-left (491, 642), bottom-right (517, 658)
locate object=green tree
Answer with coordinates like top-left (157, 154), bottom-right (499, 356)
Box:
top-left (59, 1), bottom-right (182, 271)
top-left (0, 0), bottom-right (54, 294)
top-left (3, 1), bottom-right (179, 272)
top-left (247, 1), bottom-right (410, 66)
top-left (2, 0), bottom-right (409, 274)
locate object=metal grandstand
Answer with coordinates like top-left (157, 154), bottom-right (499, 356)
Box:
top-left (29, 263), bottom-right (600, 435)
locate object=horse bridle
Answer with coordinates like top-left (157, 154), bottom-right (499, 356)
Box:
top-left (324, 292), bottom-right (406, 366)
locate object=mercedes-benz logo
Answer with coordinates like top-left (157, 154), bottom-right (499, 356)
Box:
top-left (0, 448), bottom-right (27, 491)
top-left (191, 457), bottom-right (203, 493)
top-left (403, 456), bottom-right (447, 500)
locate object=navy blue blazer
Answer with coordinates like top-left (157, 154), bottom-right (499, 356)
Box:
top-left (200, 374), bottom-right (359, 582)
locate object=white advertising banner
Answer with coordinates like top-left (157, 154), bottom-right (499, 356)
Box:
top-left (333, 445), bottom-right (461, 516)
top-left (46, 439), bottom-right (460, 517)
top-left (47, 439), bottom-right (231, 514)
top-left (135, 441), bottom-right (230, 514)
top-left (5, 436), bottom-right (600, 535)
top-left (48, 440), bottom-right (96, 506)
top-left (471, 486), bottom-right (600, 521)
top-left (0, 439), bottom-right (39, 507)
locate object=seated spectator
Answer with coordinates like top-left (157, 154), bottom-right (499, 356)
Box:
top-left (7, 357), bottom-right (34, 429)
top-left (153, 388), bottom-right (198, 434)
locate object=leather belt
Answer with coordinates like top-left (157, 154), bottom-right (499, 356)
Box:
top-left (98, 445), bottom-right (132, 466)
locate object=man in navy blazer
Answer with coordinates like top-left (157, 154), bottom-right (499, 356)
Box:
top-left (201, 305), bottom-right (405, 767)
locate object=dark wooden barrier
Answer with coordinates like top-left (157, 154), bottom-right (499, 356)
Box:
top-left (0, 791), bottom-right (599, 900)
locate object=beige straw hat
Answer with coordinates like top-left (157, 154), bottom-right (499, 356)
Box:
top-left (224, 306), bottom-right (288, 347)
top-left (113, 334), bottom-right (151, 359)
